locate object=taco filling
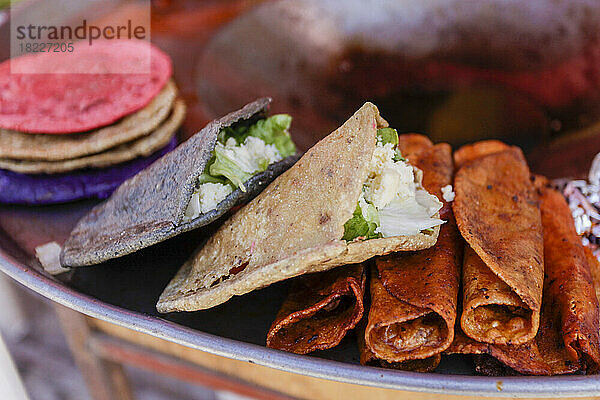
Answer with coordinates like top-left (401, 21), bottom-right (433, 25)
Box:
top-left (343, 128), bottom-right (444, 241)
top-left (184, 114), bottom-right (296, 220)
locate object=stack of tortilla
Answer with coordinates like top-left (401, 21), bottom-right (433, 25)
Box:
top-left (0, 40), bottom-right (185, 205)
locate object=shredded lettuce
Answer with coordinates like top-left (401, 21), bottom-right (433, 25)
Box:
top-left (377, 127), bottom-right (405, 161)
top-left (197, 167), bottom-right (229, 185)
top-left (342, 127), bottom-right (443, 242)
top-left (377, 192), bottom-right (444, 237)
top-left (209, 145), bottom-right (254, 191)
top-left (377, 127), bottom-right (399, 146)
top-left (184, 114), bottom-right (297, 221)
top-left (204, 114), bottom-right (296, 192)
top-left (394, 148), bottom-right (406, 162)
top-left (209, 137), bottom-right (281, 192)
top-left (243, 114), bottom-right (296, 157)
top-left (218, 114), bottom-right (296, 157)
top-left (342, 201), bottom-right (382, 241)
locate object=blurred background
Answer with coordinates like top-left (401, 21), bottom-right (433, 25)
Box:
top-left (1, 0), bottom-right (600, 399)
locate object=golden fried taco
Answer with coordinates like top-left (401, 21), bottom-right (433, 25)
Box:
top-left (266, 264), bottom-right (366, 354)
top-left (453, 141), bottom-right (544, 345)
top-left (447, 179), bottom-right (600, 375)
top-left (157, 102), bottom-right (444, 312)
top-left (363, 135), bottom-right (462, 367)
top-left (358, 306), bottom-right (442, 373)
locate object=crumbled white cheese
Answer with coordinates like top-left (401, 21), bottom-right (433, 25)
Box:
top-left (364, 143), bottom-right (416, 209)
top-left (35, 242), bottom-right (69, 275)
top-left (217, 136), bottom-right (282, 182)
top-left (441, 184), bottom-right (455, 202)
top-left (184, 183), bottom-right (233, 221)
top-left (362, 141), bottom-right (444, 238)
top-left (368, 143), bottom-right (396, 177)
top-left (183, 136), bottom-right (283, 222)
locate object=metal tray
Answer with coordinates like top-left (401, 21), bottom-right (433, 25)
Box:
top-left (1, 202), bottom-right (600, 398)
top-left (1, 0), bottom-right (600, 397)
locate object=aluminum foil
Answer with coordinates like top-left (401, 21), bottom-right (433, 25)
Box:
top-left (554, 152), bottom-right (600, 260)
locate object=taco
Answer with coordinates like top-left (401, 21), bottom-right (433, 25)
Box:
top-left (447, 179), bottom-right (600, 375)
top-left (453, 141), bottom-right (544, 345)
top-left (364, 134), bottom-right (462, 367)
top-left (266, 264), bottom-right (366, 354)
top-left (157, 102), bottom-right (444, 312)
top-left (61, 98), bottom-right (299, 267)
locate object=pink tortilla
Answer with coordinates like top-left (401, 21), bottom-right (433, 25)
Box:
top-left (0, 40), bottom-right (172, 134)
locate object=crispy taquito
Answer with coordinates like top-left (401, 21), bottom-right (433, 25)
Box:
top-left (448, 179), bottom-right (600, 375)
top-left (358, 306), bottom-right (442, 373)
top-left (266, 264), bottom-right (366, 354)
top-left (453, 141), bottom-right (544, 345)
top-left (362, 134), bottom-right (462, 368)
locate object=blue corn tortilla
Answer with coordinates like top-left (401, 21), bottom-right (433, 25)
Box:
top-left (0, 136), bottom-right (177, 205)
top-left (61, 98), bottom-right (300, 268)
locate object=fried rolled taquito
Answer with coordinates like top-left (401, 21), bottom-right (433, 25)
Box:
top-left (447, 179), bottom-right (600, 375)
top-left (588, 246), bottom-right (600, 303)
top-left (535, 179), bottom-right (600, 372)
top-left (266, 264), bottom-right (366, 354)
top-left (358, 307), bottom-right (441, 372)
top-left (453, 141), bottom-right (544, 345)
top-left (363, 134), bottom-right (462, 366)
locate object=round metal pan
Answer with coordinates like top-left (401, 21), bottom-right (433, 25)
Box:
top-left (1, 1), bottom-right (600, 397)
top-left (0, 202), bottom-right (599, 399)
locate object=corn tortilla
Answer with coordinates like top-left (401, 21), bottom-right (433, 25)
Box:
top-left (0, 80), bottom-right (177, 161)
top-left (61, 98), bottom-right (299, 267)
top-left (157, 103), bottom-right (439, 313)
top-left (0, 99), bottom-right (185, 174)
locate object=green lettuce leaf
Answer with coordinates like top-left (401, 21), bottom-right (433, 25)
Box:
top-left (217, 125), bottom-right (246, 144)
top-left (377, 127), bottom-right (405, 161)
top-left (342, 202), bottom-right (381, 241)
top-left (219, 114), bottom-right (296, 158)
top-left (241, 114), bottom-right (296, 157)
top-left (377, 127), bottom-right (399, 146)
top-left (197, 172), bottom-right (229, 185)
top-left (394, 148), bottom-right (406, 162)
top-left (209, 146), bottom-right (253, 191)
top-left (203, 114), bottom-right (296, 191)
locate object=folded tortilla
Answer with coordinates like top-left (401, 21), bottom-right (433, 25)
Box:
top-left (447, 179), bottom-right (600, 375)
top-left (453, 141), bottom-right (544, 345)
top-left (363, 135), bottom-right (462, 365)
top-left (157, 103), bottom-right (440, 312)
top-left (537, 178), bottom-right (600, 372)
top-left (266, 264), bottom-right (366, 354)
top-left (61, 98), bottom-right (299, 267)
